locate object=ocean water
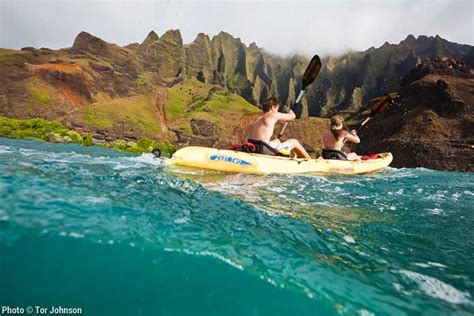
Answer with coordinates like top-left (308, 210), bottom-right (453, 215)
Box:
top-left (0, 137), bottom-right (473, 316)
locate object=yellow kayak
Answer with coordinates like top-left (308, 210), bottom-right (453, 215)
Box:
top-left (168, 146), bottom-right (393, 175)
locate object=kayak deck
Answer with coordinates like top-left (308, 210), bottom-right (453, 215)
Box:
top-left (168, 146), bottom-right (393, 175)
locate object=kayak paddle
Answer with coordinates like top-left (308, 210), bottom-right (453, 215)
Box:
top-left (344, 92), bottom-right (399, 145)
top-left (360, 92), bottom-right (399, 126)
top-left (278, 54), bottom-right (322, 139)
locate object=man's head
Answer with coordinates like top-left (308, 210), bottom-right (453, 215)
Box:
top-left (262, 96), bottom-right (280, 113)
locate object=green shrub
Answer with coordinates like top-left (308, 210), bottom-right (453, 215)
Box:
top-left (108, 137), bottom-right (178, 155)
top-left (65, 130), bottom-right (82, 142)
top-left (110, 139), bottom-right (129, 151)
top-left (0, 117), bottom-right (66, 141)
top-left (152, 140), bottom-right (179, 156)
top-left (0, 116), bottom-right (94, 146)
top-left (0, 116), bottom-right (178, 155)
top-left (136, 137), bottom-right (178, 154)
top-left (136, 137), bottom-right (155, 152)
top-left (81, 133), bottom-right (93, 146)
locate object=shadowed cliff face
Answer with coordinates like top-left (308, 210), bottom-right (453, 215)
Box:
top-left (354, 57), bottom-right (474, 172)
top-left (307, 35), bottom-right (472, 117)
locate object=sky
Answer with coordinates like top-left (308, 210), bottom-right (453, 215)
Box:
top-left (0, 0), bottom-right (472, 57)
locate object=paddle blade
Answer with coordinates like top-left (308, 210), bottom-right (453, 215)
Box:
top-left (369, 92), bottom-right (399, 114)
top-left (302, 55), bottom-right (322, 89)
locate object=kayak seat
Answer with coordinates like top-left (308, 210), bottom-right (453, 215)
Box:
top-left (322, 148), bottom-right (348, 160)
top-left (247, 139), bottom-right (291, 157)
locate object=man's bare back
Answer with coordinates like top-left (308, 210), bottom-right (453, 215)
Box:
top-left (248, 112), bottom-right (282, 143)
top-left (246, 97), bottom-right (311, 159)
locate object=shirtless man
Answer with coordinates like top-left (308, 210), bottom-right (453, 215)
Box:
top-left (322, 115), bottom-right (361, 161)
top-left (247, 96), bottom-right (311, 159)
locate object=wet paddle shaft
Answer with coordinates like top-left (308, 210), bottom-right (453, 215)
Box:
top-left (278, 55), bottom-right (322, 139)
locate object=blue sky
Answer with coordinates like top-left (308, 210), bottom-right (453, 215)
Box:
top-left (0, 0), bottom-right (472, 56)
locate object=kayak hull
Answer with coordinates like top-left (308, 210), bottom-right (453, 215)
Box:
top-left (168, 147), bottom-right (393, 175)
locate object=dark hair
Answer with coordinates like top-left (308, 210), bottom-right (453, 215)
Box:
top-left (262, 96), bottom-right (280, 112)
top-left (330, 115), bottom-right (347, 139)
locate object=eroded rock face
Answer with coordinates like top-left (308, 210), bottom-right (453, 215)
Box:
top-left (25, 63), bottom-right (94, 106)
top-left (355, 58), bottom-right (474, 172)
top-left (71, 31), bottom-right (110, 56)
top-left (184, 33), bottom-right (213, 83)
top-left (4, 30), bottom-right (474, 117)
top-left (66, 31), bottom-right (474, 116)
top-left (146, 29), bottom-right (185, 77)
top-left (140, 31), bottom-right (159, 51)
top-left (190, 119), bottom-right (215, 137)
top-left (70, 31), bottom-right (143, 97)
top-left (134, 29), bottom-right (306, 109)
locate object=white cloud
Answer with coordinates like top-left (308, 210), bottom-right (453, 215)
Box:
top-left (0, 0), bottom-right (472, 56)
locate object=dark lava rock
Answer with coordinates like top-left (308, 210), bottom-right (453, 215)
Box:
top-left (355, 57), bottom-right (474, 172)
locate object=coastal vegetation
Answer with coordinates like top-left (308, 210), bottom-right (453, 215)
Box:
top-left (0, 117), bottom-right (178, 155)
top-left (0, 117), bottom-right (93, 145)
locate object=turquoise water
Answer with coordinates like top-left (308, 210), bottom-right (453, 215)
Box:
top-left (0, 137), bottom-right (473, 315)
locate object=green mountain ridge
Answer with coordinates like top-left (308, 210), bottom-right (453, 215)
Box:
top-left (2, 30), bottom-right (471, 116)
top-left (76, 30), bottom-right (472, 116)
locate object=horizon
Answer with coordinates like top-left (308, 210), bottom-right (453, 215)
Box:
top-left (0, 28), bottom-right (470, 59)
top-left (0, 0), bottom-right (472, 57)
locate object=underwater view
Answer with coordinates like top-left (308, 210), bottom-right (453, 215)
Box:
top-left (0, 137), bottom-right (473, 315)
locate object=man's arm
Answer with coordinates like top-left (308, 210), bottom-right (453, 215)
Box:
top-left (273, 110), bottom-right (296, 122)
top-left (343, 130), bottom-right (360, 144)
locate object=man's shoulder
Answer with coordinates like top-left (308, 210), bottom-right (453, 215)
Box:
top-left (261, 112), bottom-right (278, 121)
top-left (270, 111), bottom-right (287, 119)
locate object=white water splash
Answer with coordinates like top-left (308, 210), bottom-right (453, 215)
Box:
top-left (0, 145), bottom-right (12, 154)
top-left (400, 270), bottom-right (471, 304)
top-left (343, 235), bottom-right (356, 244)
top-left (127, 153), bottom-right (166, 167)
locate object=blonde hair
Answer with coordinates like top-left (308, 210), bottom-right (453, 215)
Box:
top-left (330, 115), bottom-right (347, 139)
